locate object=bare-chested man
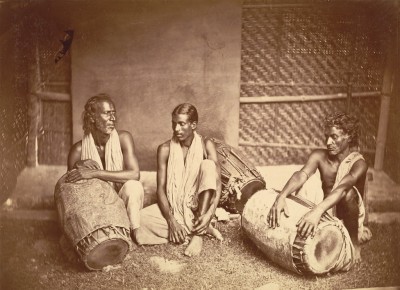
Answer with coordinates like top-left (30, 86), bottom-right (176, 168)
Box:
top-left (66, 94), bottom-right (144, 235)
top-left (267, 112), bottom-right (371, 262)
top-left (134, 103), bottom-right (222, 256)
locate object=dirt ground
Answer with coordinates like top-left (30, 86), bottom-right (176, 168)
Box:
top-left (0, 217), bottom-right (399, 290)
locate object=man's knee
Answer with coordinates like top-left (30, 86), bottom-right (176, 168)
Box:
top-left (337, 188), bottom-right (359, 217)
top-left (198, 160), bottom-right (217, 194)
top-left (200, 159), bottom-right (216, 173)
top-left (343, 188), bottom-right (359, 204)
top-left (120, 180), bottom-right (144, 198)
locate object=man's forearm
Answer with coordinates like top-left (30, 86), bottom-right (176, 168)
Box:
top-left (157, 191), bottom-right (174, 223)
top-left (316, 186), bottom-right (347, 214)
top-left (279, 171), bottom-right (308, 198)
top-left (95, 170), bottom-right (140, 183)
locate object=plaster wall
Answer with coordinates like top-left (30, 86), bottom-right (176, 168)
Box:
top-left (64, 0), bottom-right (242, 170)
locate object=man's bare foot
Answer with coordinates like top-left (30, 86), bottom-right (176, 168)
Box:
top-left (359, 226), bottom-right (372, 244)
top-left (206, 225), bottom-right (224, 241)
top-left (184, 236), bottom-right (203, 257)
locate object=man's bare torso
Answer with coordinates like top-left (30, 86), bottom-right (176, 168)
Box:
top-left (317, 149), bottom-right (366, 197)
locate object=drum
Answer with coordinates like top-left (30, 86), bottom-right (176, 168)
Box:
top-left (242, 189), bottom-right (354, 275)
top-left (211, 138), bottom-right (266, 213)
top-left (54, 174), bottom-right (133, 270)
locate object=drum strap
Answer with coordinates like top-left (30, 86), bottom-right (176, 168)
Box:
top-left (287, 194), bottom-right (335, 222)
top-left (287, 194), bottom-right (315, 208)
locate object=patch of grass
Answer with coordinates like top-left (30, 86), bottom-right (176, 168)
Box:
top-left (1, 218), bottom-right (399, 290)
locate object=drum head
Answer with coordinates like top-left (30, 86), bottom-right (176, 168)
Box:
top-left (298, 224), bottom-right (344, 274)
top-left (235, 179), bottom-right (266, 214)
top-left (85, 239), bottom-right (130, 270)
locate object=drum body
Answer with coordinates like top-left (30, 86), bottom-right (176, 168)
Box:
top-left (211, 138), bottom-right (266, 213)
top-left (54, 174), bottom-right (133, 270)
top-left (242, 189), bottom-right (354, 275)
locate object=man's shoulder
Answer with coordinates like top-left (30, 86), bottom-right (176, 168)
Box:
top-left (157, 141), bottom-right (171, 160)
top-left (202, 136), bottom-right (215, 145)
top-left (309, 148), bottom-right (328, 160)
top-left (70, 140), bottom-right (82, 152)
top-left (352, 155), bottom-right (368, 169)
top-left (117, 130), bottom-right (133, 138)
top-left (202, 137), bottom-right (217, 154)
top-left (158, 140), bottom-right (171, 151)
top-left (116, 130), bottom-right (134, 146)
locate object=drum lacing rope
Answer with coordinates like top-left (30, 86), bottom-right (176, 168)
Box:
top-left (329, 222), bottom-right (353, 272)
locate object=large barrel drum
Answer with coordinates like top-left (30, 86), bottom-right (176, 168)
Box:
top-left (242, 189), bottom-right (354, 275)
top-left (210, 138), bottom-right (266, 213)
top-left (54, 174), bottom-right (133, 270)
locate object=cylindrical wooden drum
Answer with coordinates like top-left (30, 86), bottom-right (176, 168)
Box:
top-left (242, 189), bottom-right (354, 275)
top-left (54, 174), bottom-right (133, 270)
top-left (211, 138), bottom-right (266, 213)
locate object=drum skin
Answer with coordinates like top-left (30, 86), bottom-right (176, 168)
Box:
top-left (242, 189), bottom-right (352, 275)
top-left (54, 174), bottom-right (133, 270)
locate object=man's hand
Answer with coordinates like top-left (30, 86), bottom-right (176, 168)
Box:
top-left (267, 196), bottom-right (290, 228)
top-left (66, 168), bottom-right (99, 183)
top-left (167, 217), bottom-right (188, 244)
top-left (73, 159), bottom-right (101, 170)
top-left (296, 209), bottom-right (323, 239)
top-left (192, 211), bottom-right (213, 235)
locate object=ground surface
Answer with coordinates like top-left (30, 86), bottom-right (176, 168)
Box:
top-left (1, 218), bottom-right (399, 290)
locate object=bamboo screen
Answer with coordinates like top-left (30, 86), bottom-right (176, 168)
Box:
top-left (238, 1), bottom-right (392, 166)
top-left (34, 18), bottom-right (72, 166)
top-left (0, 15), bottom-right (30, 203)
top-left (0, 96), bottom-right (28, 204)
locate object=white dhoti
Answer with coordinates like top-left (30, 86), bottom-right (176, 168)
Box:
top-left (134, 158), bottom-right (217, 245)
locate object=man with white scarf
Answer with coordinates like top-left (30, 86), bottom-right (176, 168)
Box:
top-left (134, 103), bottom-right (223, 257)
top-left (267, 112), bottom-right (372, 265)
top-left (66, 94), bottom-right (144, 236)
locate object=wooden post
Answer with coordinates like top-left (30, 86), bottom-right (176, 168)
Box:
top-left (374, 45), bottom-right (395, 170)
top-left (26, 37), bottom-right (41, 167)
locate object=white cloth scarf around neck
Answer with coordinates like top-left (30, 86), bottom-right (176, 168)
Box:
top-left (167, 131), bottom-right (203, 232)
top-left (81, 129), bottom-right (123, 188)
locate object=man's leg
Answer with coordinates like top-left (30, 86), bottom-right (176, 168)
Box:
top-left (336, 188), bottom-right (361, 262)
top-left (118, 180), bottom-right (144, 231)
top-left (185, 160), bottom-right (222, 257)
top-left (133, 203), bottom-right (169, 245)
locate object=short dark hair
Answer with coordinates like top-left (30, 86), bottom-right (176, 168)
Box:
top-left (82, 93), bottom-right (115, 134)
top-left (324, 112), bottom-right (360, 146)
top-left (172, 103), bottom-right (198, 123)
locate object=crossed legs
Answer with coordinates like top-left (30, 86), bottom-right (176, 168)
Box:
top-left (134, 160), bottom-right (222, 256)
top-left (184, 189), bottom-right (223, 257)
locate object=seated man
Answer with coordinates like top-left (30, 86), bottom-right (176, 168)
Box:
top-left (134, 103), bottom-right (223, 257)
top-left (66, 93), bottom-right (144, 236)
top-left (267, 112), bottom-right (372, 263)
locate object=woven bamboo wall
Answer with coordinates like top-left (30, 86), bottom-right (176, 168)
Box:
top-left (0, 12), bottom-right (30, 203)
top-left (0, 96), bottom-right (28, 204)
top-left (38, 100), bottom-right (71, 165)
top-left (34, 14), bottom-right (72, 165)
top-left (239, 1), bottom-right (393, 166)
